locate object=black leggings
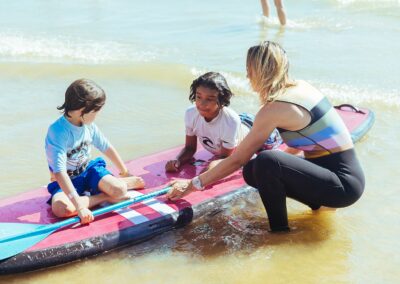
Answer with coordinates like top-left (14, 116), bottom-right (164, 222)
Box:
top-left (242, 149), bottom-right (365, 231)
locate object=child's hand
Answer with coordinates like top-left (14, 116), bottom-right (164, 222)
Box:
top-left (165, 160), bottom-right (180, 172)
top-left (77, 207), bottom-right (94, 224)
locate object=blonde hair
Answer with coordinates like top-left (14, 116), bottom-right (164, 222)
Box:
top-left (246, 41), bottom-right (295, 104)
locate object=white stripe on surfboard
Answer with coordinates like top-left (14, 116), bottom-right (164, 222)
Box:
top-left (126, 190), bottom-right (176, 215)
top-left (115, 190), bottom-right (175, 225)
top-left (116, 207), bottom-right (149, 224)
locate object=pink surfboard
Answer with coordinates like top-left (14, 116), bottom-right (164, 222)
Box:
top-left (0, 105), bottom-right (374, 274)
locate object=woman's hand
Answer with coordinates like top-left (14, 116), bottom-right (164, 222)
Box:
top-left (167, 179), bottom-right (195, 201)
top-left (165, 160), bottom-right (181, 172)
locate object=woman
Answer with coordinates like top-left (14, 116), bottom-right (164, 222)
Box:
top-left (167, 41), bottom-right (365, 232)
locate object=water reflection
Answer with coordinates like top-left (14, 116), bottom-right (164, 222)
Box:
top-left (120, 191), bottom-right (337, 259)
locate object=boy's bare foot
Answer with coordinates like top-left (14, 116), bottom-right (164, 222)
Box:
top-left (123, 176), bottom-right (145, 189)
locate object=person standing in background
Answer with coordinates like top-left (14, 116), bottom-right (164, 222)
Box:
top-left (260, 0), bottom-right (287, 26)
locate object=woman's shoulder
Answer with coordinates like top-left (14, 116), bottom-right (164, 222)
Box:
top-left (278, 80), bottom-right (324, 107)
top-left (260, 100), bottom-right (292, 115)
top-left (287, 80), bottom-right (320, 95)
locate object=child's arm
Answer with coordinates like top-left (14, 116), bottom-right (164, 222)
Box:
top-left (92, 127), bottom-right (144, 188)
top-left (219, 146), bottom-right (235, 159)
top-left (54, 172), bottom-right (94, 224)
top-left (90, 124), bottom-right (129, 176)
top-left (166, 135), bottom-right (197, 172)
top-left (103, 145), bottom-right (130, 176)
top-left (200, 146), bottom-right (235, 173)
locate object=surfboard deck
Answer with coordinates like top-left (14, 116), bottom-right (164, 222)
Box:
top-left (0, 105), bottom-right (374, 274)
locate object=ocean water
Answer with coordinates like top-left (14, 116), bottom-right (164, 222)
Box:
top-left (0, 0), bottom-right (399, 283)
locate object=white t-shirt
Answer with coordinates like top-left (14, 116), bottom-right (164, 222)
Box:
top-left (184, 105), bottom-right (249, 156)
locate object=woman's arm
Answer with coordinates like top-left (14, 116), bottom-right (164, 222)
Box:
top-left (201, 100), bottom-right (312, 183)
top-left (219, 146), bottom-right (235, 159)
top-left (200, 107), bottom-right (276, 186)
top-left (200, 146), bottom-right (234, 173)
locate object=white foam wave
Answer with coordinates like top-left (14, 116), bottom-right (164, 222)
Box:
top-left (190, 68), bottom-right (254, 95)
top-left (190, 68), bottom-right (400, 110)
top-left (256, 15), bottom-right (309, 30)
top-left (0, 32), bottom-right (157, 64)
top-left (314, 81), bottom-right (400, 109)
top-left (228, 75), bottom-right (400, 110)
top-left (255, 15), bottom-right (353, 32)
top-left (335, 0), bottom-right (400, 5)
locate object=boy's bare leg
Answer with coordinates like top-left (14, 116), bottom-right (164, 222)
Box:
top-left (98, 174), bottom-right (143, 195)
top-left (51, 175), bottom-right (146, 218)
top-left (98, 175), bottom-right (145, 204)
top-left (274, 0), bottom-right (287, 25)
top-left (98, 175), bottom-right (129, 199)
top-left (51, 192), bottom-right (109, 218)
top-left (260, 0), bottom-right (270, 17)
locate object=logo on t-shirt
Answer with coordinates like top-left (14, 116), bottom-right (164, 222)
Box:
top-left (67, 141), bottom-right (90, 169)
top-left (201, 137), bottom-right (215, 149)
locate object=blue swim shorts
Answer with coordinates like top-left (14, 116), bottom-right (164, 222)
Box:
top-left (47, 157), bottom-right (112, 203)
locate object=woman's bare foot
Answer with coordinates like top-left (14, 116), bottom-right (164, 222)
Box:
top-left (319, 206), bottom-right (337, 211)
top-left (122, 176), bottom-right (145, 189)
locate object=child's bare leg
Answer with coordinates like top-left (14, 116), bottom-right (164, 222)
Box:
top-left (51, 191), bottom-right (109, 218)
top-left (120, 176), bottom-right (145, 189)
top-left (98, 175), bottom-right (129, 201)
top-left (274, 0), bottom-right (286, 25)
top-left (260, 0), bottom-right (270, 17)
